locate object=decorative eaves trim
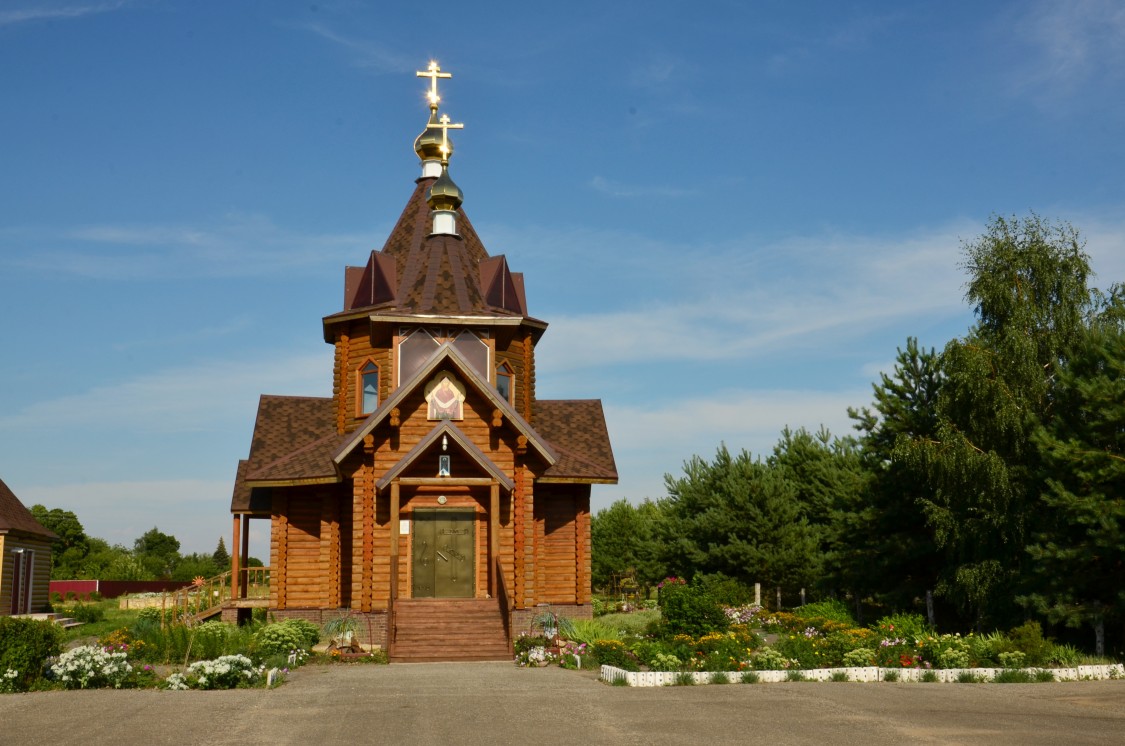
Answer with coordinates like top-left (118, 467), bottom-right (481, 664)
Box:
top-left (375, 421), bottom-right (515, 492)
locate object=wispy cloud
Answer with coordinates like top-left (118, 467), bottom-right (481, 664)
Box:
top-left (290, 21), bottom-right (414, 74)
top-left (0, 350), bottom-right (331, 433)
top-left (0, 0), bottom-right (131, 27)
top-left (0, 213), bottom-right (381, 280)
top-left (588, 175), bottom-right (697, 199)
top-left (534, 221), bottom-right (972, 373)
top-left (1008, 0), bottom-right (1125, 101)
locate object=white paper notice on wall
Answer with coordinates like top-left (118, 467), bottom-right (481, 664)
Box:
top-left (400, 519), bottom-right (410, 535)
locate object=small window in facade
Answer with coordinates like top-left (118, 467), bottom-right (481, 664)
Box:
top-left (452, 329), bottom-right (490, 377)
top-left (496, 362), bottom-right (514, 404)
top-left (399, 328), bottom-right (440, 385)
top-left (358, 360), bottom-right (379, 415)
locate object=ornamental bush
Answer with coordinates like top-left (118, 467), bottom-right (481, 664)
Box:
top-left (658, 582), bottom-right (729, 638)
top-left (793, 599), bottom-right (855, 626)
top-left (175, 654), bottom-right (261, 690)
top-left (50, 644), bottom-right (132, 689)
top-left (842, 647), bottom-right (876, 667)
top-left (0, 617), bottom-right (61, 692)
top-left (590, 639), bottom-right (639, 671)
top-left (750, 647), bottom-right (793, 671)
top-left (254, 620), bottom-right (317, 656)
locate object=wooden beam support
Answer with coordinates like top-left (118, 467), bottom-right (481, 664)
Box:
top-left (395, 477), bottom-right (495, 486)
top-left (231, 515), bottom-right (242, 599)
top-left (490, 481), bottom-right (500, 597)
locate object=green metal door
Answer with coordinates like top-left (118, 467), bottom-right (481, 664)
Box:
top-left (411, 509), bottom-right (475, 598)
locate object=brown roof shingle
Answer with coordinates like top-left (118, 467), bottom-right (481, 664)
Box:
top-left (533, 400), bottom-right (618, 483)
top-left (242, 395), bottom-right (343, 482)
top-left (0, 477), bottom-right (58, 539)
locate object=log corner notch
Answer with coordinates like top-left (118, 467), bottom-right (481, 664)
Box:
top-left (516, 434), bottom-right (528, 456)
top-left (390, 407), bottom-right (401, 428)
top-left (491, 408), bottom-right (503, 428)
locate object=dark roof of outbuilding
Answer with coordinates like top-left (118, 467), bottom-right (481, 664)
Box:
top-left (0, 477), bottom-right (58, 539)
top-left (533, 400), bottom-right (618, 483)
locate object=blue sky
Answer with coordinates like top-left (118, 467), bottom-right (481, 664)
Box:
top-left (1, 0), bottom-right (1123, 557)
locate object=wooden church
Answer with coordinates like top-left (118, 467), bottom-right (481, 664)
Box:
top-left (227, 62), bottom-right (616, 661)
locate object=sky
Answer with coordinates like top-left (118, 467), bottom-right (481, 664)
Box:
top-left (1, 0), bottom-right (1124, 558)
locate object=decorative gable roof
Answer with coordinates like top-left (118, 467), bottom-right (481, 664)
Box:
top-left (0, 477), bottom-right (57, 540)
top-left (335, 342), bottom-right (557, 467)
top-left (241, 396), bottom-right (343, 485)
top-left (375, 421), bottom-right (515, 491)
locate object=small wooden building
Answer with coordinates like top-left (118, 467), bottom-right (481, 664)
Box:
top-left (228, 63), bottom-right (616, 660)
top-left (0, 477), bottom-right (56, 616)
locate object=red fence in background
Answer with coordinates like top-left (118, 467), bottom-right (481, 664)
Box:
top-left (50, 580), bottom-right (193, 600)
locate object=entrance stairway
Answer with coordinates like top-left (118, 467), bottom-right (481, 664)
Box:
top-left (390, 598), bottom-right (511, 663)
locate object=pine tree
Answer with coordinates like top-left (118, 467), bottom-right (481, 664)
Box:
top-left (213, 536), bottom-right (231, 569)
top-left (849, 337), bottom-right (943, 614)
top-left (1023, 319), bottom-right (1125, 654)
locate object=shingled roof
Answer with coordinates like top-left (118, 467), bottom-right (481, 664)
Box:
top-left (241, 396), bottom-right (343, 484)
top-left (533, 400), bottom-right (618, 483)
top-left (327, 177), bottom-right (536, 323)
top-left (0, 477), bottom-right (57, 539)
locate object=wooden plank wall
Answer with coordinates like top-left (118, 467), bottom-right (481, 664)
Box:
top-left (0, 535), bottom-right (53, 615)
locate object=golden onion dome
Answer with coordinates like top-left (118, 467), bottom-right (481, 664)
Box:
top-left (426, 161), bottom-right (463, 211)
top-left (414, 108), bottom-right (448, 162)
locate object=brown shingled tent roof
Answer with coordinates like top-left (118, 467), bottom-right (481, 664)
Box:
top-left (0, 477), bottom-right (57, 540)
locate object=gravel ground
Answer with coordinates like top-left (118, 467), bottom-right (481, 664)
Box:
top-left (2, 662), bottom-right (1123, 745)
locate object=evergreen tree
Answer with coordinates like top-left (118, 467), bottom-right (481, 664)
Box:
top-left (849, 338), bottom-right (943, 614)
top-left (591, 498), bottom-right (664, 595)
top-left (660, 446), bottom-right (820, 593)
top-left (768, 427), bottom-right (869, 598)
top-left (212, 537), bottom-right (231, 569)
top-left (1023, 318), bottom-right (1125, 654)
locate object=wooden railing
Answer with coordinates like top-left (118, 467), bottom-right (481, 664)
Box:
top-left (387, 555), bottom-right (399, 659)
top-left (161, 567), bottom-right (271, 626)
top-left (495, 557), bottom-right (513, 656)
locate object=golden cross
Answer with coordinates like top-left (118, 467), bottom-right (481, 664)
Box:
top-left (416, 60), bottom-right (452, 107)
top-left (433, 113), bottom-right (464, 159)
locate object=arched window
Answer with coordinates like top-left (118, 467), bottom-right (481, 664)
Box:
top-left (496, 361), bottom-right (514, 404)
top-left (357, 360), bottom-right (379, 415)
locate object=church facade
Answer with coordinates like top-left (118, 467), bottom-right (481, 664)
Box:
top-left (227, 63), bottom-right (616, 660)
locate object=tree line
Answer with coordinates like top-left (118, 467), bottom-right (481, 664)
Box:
top-left (28, 506), bottom-right (255, 582)
top-left (593, 214), bottom-right (1124, 654)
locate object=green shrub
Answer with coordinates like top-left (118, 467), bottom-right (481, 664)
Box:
top-left (610, 676), bottom-right (630, 686)
top-left (997, 651), bottom-right (1026, 669)
top-left (711, 671), bottom-right (730, 684)
top-left (283, 619), bottom-right (320, 648)
top-left (1007, 621), bottom-right (1052, 666)
top-left (794, 599), bottom-right (855, 626)
top-left (883, 670), bottom-right (899, 682)
top-left (740, 671), bottom-right (760, 684)
top-left (1047, 643), bottom-right (1082, 667)
top-left (785, 669), bottom-right (806, 681)
top-left (920, 670), bottom-right (939, 683)
top-left (590, 639), bottom-right (639, 671)
top-left (254, 620), bottom-right (316, 657)
top-left (658, 582), bottom-right (728, 638)
top-left (514, 634), bottom-right (549, 655)
top-left (872, 613), bottom-right (929, 640)
top-left (1034, 669), bottom-right (1055, 682)
top-left (56, 602), bottom-right (105, 624)
top-left (694, 573), bottom-right (756, 606)
top-left (830, 670), bottom-right (849, 682)
top-left (0, 618), bottom-right (61, 692)
top-left (750, 648), bottom-right (792, 671)
top-left (563, 619), bottom-right (622, 645)
top-left (993, 668), bottom-right (1034, 683)
top-left (956, 670), bottom-right (984, 683)
top-left (842, 647), bottom-right (876, 667)
top-left (673, 671), bottom-right (695, 686)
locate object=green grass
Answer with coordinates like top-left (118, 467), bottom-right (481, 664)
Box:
top-left (920, 670), bottom-right (940, 683)
top-left (956, 671), bottom-right (985, 683)
top-left (883, 670), bottom-right (900, 682)
top-left (58, 599), bottom-right (141, 643)
top-left (674, 671), bottom-right (695, 686)
top-left (711, 671), bottom-right (730, 684)
top-left (610, 676), bottom-right (630, 686)
top-left (740, 671), bottom-right (760, 684)
top-left (785, 669), bottom-right (807, 682)
top-left (596, 610), bottom-right (660, 637)
top-left (830, 671), bottom-right (849, 682)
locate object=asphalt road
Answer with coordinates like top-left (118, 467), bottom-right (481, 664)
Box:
top-left (2, 663), bottom-right (1123, 745)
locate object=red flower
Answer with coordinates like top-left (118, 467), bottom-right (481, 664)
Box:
top-left (900, 654), bottom-right (914, 667)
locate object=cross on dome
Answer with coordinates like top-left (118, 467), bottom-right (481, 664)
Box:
top-left (416, 60), bottom-right (452, 108)
top-left (433, 113), bottom-right (464, 161)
